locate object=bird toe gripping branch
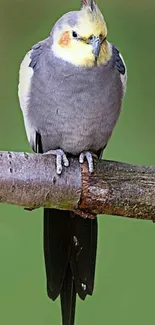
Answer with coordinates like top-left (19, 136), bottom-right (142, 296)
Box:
top-left (44, 149), bottom-right (69, 175)
top-left (79, 151), bottom-right (94, 173)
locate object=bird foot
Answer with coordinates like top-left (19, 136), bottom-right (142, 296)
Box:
top-left (44, 149), bottom-right (95, 175)
top-left (79, 151), bottom-right (94, 173)
top-left (44, 149), bottom-right (69, 175)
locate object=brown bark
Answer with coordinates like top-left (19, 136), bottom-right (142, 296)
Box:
top-left (0, 151), bottom-right (155, 221)
top-left (80, 160), bottom-right (155, 220)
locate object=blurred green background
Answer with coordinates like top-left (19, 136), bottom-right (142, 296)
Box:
top-left (0, 0), bottom-right (155, 324)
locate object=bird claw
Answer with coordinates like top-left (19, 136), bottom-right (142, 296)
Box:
top-left (44, 149), bottom-right (69, 175)
top-left (44, 149), bottom-right (94, 174)
top-left (79, 151), bottom-right (94, 173)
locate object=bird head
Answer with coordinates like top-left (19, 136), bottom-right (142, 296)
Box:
top-left (51, 0), bottom-right (112, 68)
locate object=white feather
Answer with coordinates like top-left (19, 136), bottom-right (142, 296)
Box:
top-left (119, 52), bottom-right (127, 96)
top-left (18, 49), bottom-right (34, 113)
top-left (18, 49), bottom-right (34, 142)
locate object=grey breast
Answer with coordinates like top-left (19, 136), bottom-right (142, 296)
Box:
top-left (27, 43), bottom-right (123, 155)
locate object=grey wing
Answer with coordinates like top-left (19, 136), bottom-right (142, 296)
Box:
top-left (18, 38), bottom-right (49, 147)
top-left (97, 45), bottom-right (127, 158)
top-left (113, 45), bottom-right (127, 97)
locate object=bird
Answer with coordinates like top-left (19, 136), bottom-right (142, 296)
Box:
top-left (18, 1), bottom-right (127, 324)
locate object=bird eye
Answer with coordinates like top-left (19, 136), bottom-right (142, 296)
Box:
top-left (89, 35), bottom-right (94, 41)
top-left (99, 34), bottom-right (106, 42)
top-left (72, 31), bottom-right (78, 38)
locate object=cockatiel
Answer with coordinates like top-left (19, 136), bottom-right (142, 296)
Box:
top-left (18, 1), bottom-right (127, 325)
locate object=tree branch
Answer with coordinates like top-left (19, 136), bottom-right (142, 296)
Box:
top-left (0, 151), bottom-right (155, 221)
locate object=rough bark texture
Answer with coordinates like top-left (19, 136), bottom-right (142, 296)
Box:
top-left (80, 160), bottom-right (155, 220)
top-left (0, 151), bottom-right (81, 210)
top-left (0, 151), bottom-right (155, 220)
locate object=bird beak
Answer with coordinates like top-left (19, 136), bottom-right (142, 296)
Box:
top-left (89, 36), bottom-right (101, 59)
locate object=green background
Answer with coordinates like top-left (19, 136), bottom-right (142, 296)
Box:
top-left (0, 0), bottom-right (155, 324)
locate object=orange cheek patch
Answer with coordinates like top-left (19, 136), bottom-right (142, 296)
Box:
top-left (59, 31), bottom-right (70, 47)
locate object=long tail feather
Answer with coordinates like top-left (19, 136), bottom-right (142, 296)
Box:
top-left (44, 208), bottom-right (72, 301)
top-left (60, 265), bottom-right (76, 325)
top-left (35, 131), bottom-right (98, 325)
top-left (70, 214), bottom-right (97, 300)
